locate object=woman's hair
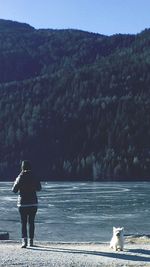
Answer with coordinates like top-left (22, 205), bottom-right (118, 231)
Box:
top-left (21, 160), bottom-right (31, 171)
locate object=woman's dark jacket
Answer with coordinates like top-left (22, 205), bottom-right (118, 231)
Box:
top-left (12, 170), bottom-right (41, 207)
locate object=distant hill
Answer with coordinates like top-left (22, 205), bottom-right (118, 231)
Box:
top-left (0, 19), bottom-right (150, 181)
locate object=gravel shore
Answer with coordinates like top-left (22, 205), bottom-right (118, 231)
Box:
top-left (1, 236), bottom-right (150, 267)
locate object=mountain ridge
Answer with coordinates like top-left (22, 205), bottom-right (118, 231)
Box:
top-left (0, 19), bottom-right (149, 181)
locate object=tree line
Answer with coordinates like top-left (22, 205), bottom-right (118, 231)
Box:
top-left (0, 19), bottom-right (150, 181)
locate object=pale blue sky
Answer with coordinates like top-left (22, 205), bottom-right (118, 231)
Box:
top-left (0, 0), bottom-right (150, 35)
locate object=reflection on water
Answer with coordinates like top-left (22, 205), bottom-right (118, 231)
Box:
top-left (0, 182), bottom-right (150, 241)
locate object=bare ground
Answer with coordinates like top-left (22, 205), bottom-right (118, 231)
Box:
top-left (1, 236), bottom-right (150, 267)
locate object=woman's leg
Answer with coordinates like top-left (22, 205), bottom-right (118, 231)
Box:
top-left (28, 207), bottom-right (37, 240)
top-left (19, 207), bottom-right (28, 238)
top-left (19, 207), bottom-right (28, 248)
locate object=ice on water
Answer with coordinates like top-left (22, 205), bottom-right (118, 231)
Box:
top-left (0, 182), bottom-right (150, 241)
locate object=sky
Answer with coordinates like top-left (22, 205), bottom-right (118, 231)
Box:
top-left (0, 0), bottom-right (150, 35)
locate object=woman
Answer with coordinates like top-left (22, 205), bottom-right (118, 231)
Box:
top-left (12, 160), bottom-right (41, 248)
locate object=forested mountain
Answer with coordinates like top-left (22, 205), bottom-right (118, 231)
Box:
top-left (0, 19), bottom-right (150, 181)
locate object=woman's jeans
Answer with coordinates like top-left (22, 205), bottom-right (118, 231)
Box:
top-left (19, 206), bottom-right (37, 239)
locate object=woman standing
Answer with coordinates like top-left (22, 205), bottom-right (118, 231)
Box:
top-left (12, 160), bottom-right (41, 248)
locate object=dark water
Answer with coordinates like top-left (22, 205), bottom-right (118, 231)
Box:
top-left (0, 182), bottom-right (150, 242)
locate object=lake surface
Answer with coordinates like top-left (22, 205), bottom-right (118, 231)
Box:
top-left (0, 182), bottom-right (150, 242)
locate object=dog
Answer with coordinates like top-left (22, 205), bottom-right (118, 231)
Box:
top-left (110, 227), bottom-right (124, 251)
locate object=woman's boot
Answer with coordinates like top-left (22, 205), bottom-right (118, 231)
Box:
top-left (29, 238), bottom-right (33, 247)
top-left (21, 238), bottom-right (27, 248)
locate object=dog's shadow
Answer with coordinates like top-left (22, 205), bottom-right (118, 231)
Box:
top-left (28, 246), bottom-right (150, 262)
top-left (127, 248), bottom-right (150, 255)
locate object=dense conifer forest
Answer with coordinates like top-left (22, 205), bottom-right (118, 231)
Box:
top-left (0, 19), bottom-right (150, 181)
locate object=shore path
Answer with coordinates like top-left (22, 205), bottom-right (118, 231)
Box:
top-left (1, 237), bottom-right (150, 267)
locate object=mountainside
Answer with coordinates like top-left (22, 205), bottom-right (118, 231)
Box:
top-left (0, 19), bottom-right (150, 181)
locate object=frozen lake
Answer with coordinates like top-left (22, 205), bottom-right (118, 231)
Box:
top-left (0, 182), bottom-right (150, 242)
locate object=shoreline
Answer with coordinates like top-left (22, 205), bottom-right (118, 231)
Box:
top-left (0, 236), bottom-right (150, 267)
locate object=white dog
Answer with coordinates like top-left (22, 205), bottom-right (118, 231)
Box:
top-left (110, 227), bottom-right (124, 251)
